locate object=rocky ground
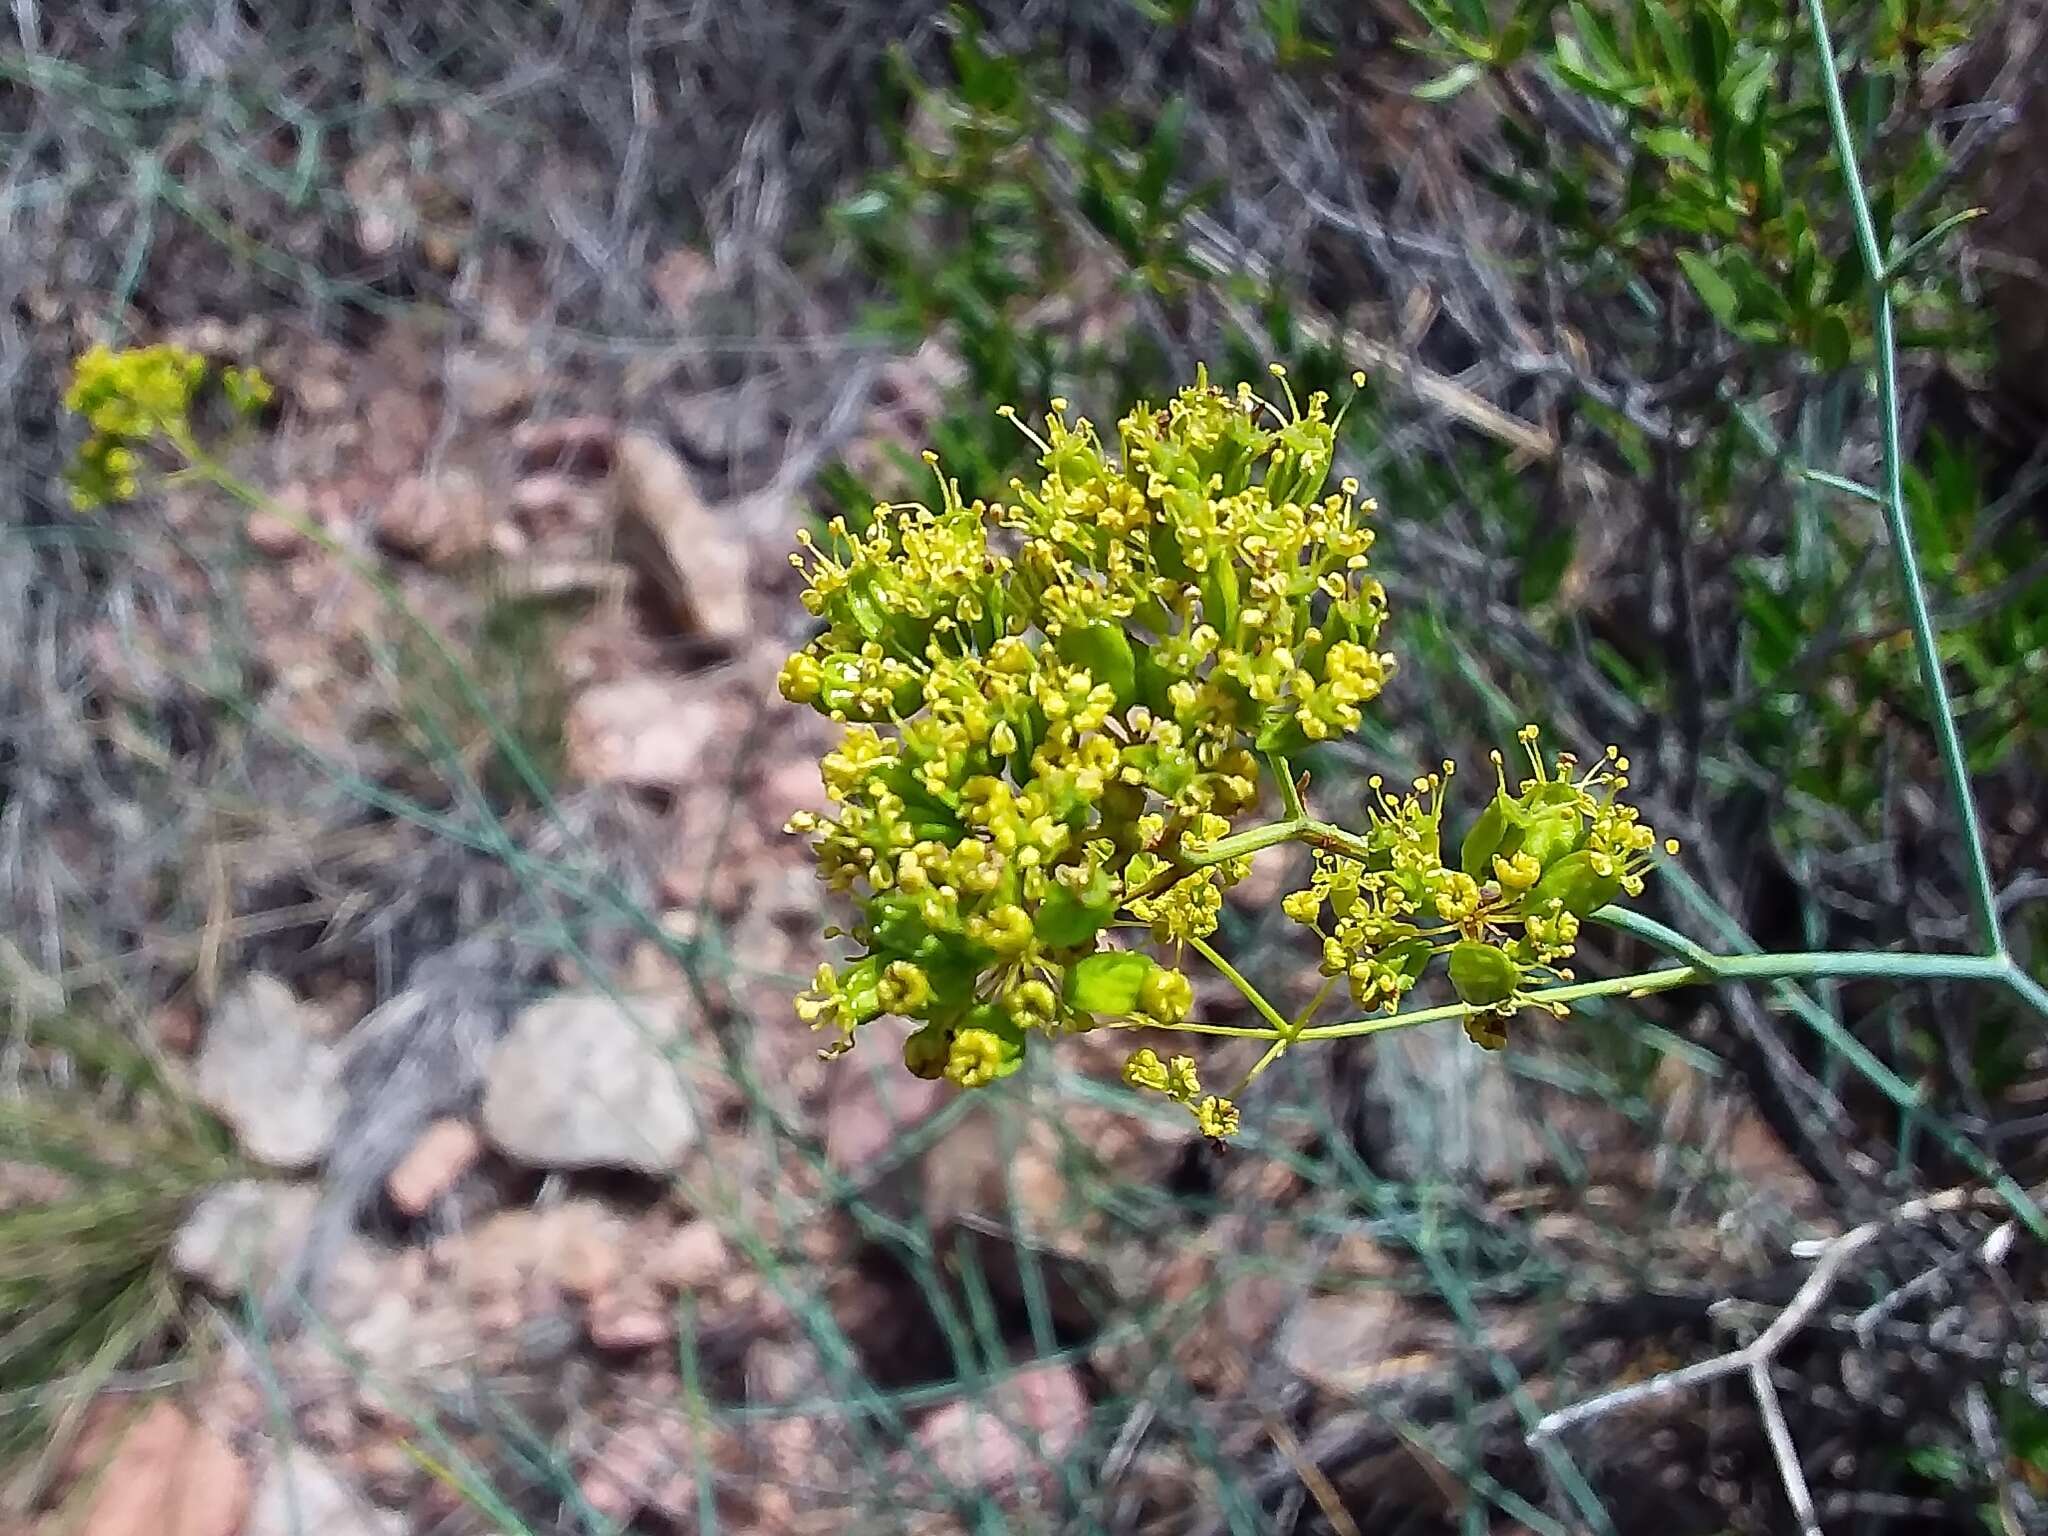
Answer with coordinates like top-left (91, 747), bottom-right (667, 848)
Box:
top-left (12, 295), bottom-right (1840, 1536)
top-left (13, 9), bottom-right (2011, 1532)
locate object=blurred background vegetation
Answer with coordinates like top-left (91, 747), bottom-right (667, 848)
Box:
top-left (4, 1), bottom-right (2048, 1532)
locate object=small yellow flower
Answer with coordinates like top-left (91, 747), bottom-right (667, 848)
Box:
top-left (1123, 1047), bottom-right (1172, 1095)
top-left (945, 1027), bottom-right (1010, 1088)
top-left (1192, 1096), bottom-right (1241, 1139)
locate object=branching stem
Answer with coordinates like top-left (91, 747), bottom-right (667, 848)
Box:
top-left (1801, 0), bottom-right (2003, 956)
top-left (1144, 811), bottom-right (2047, 1044)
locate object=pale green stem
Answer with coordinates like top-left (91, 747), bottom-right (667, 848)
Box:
top-left (1107, 1018), bottom-right (1281, 1040)
top-left (1296, 945), bottom-right (2011, 1045)
top-left (1229, 1037), bottom-right (1292, 1099)
top-left (1268, 751), bottom-right (1307, 823)
top-left (1219, 959), bottom-right (1338, 1100)
top-left (1190, 926), bottom-right (1296, 1100)
top-left (1188, 933), bottom-right (1291, 1036)
top-left (1181, 813), bottom-right (1375, 868)
top-left (1178, 813), bottom-right (2039, 1011)
top-left (1292, 976), bottom-right (1337, 1034)
top-left (1801, 0), bottom-right (2003, 957)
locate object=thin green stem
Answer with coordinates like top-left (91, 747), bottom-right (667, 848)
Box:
top-left (1180, 816), bottom-right (1306, 866)
top-left (2006, 964), bottom-right (2048, 1020)
top-left (1268, 751), bottom-right (1307, 823)
top-left (1596, 904), bottom-right (2047, 1240)
top-left (1219, 947), bottom-right (1338, 1101)
top-left (1799, 467), bottom-right (1882, 505)
top-left (1106, 1018), bottom-right (1280, 1040)
top-left (1188, 933), bottom-right (1292, 1037)
top-left (1593, 905), bottom-right (2011, 984)
top-left (1291, 976), bottom-right (1337, 1035)
top-left (1184, 814), bottom-right (1375, 869)
top-left (1296, 965), bottom-right (1697, 1043)
top-left (1801, 0), bottom-right (2003, 957)
top-left (1291, 941), bottom-right (2015, 1047)
top-left (1228, 1037), bottom-right (1292, 1100)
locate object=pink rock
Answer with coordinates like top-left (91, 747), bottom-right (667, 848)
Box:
top-left (513, 416), bottom-right (615, 474)
top-left (74, 1400), bottom-right (249, 1536)
top-left (756, 754), bottom-right (832, 826)
top-left (543, 1201), bottom-right (627, 1299)
top-left (652, 1220), bottom-right (729, 1291)
top-left (374, 469), bottom-right (489, 567)
top-left (447, 350), bottom-right (538, 420)
top-left (385, 1118), bottom-right (483, 1217)
top-left (586, 1287), bottom-right (674, 1352)
top-left (578, 1422), bottom-right (667, 1524)
top-left (914, 1364), bottom-right (1088, 1492)
top-left (244, 510), bottom-right (308, 558)
top-left (510, 471), bottom-right (608, 532)
top-left (823, 1059), bottom-right (947, 1178)
top-left (563, 676), bottom-right (727, 789)
top-left (611, 429), bottom-right (750, 644)
top-left (648, 247), bottom-right (713, 320)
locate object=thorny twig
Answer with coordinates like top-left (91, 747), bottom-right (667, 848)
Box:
top-left (1530, 1184), bottom-right (2028, 1533)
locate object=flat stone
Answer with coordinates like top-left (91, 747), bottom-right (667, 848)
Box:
top-left (384, 1117), bottom-right (483, 1217)
top-left (651, 1220), bottom-right (729, 1291)
top-left (194, 975), bottom-right (343, 1170)
top-left (373, 468), bottom-right (490, 568)
top-left (245, 1447), bottom-right (402, 1536)
top-left (914, 1364), bottom-right (1088, 1491)
top-left (822, 1053), bottom-right (947, 1179)
top-left (480, 992), bottom-right (699, 1175)
top-left (172, 1181), bottom-right (320, 1298)
top-left (1277, 1290), bottom-right (1423, 1395)
top-left (447, 350), bottom-right (538, 420)
top-left (611, 429), bottom-right (749, 645)
top-left (586, 1285), bottom-right (673, 1352)
top-left (71, 1400), bottom-right (248, 1536)
top-left (563, 675), bottom-right (726, 789)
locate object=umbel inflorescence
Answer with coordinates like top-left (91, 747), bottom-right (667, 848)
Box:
top-left (784, 368), bottom-right (1671, 1134)
top-left (63, 342), bottom-right (270, 509)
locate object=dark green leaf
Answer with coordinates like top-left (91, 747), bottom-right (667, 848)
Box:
top-left (1035, 870), bottom-right (1119, 948)
top-left (1810, 310), bottom-right (1852, 372)
top-left (1136, 96), bottom-right (1188, 214)
top-left (1643, 126), bottom-right (1711, 171)
top-left (1687, 5), bottom-right (1730, 92)
top-left (1056, 618), bottom-right (1139, 707)
top-left (1460, 794), bottom-right (1515, 879)
top-left (1677, 249), bottom-right (1741, 326)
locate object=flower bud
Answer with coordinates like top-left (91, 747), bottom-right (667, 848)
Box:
top-left (1137, 965), bottom-right (1195, 1026)
top-left (903, 1024), bottom-right (951, 1080)
top-left (1447, 940), bottom-right (1520, 1007)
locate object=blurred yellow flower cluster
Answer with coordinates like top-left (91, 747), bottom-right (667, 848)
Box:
top-left (62, 343), bottom-right (270, 509)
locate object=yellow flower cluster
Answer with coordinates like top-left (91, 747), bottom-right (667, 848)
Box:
top-left (1282, 727), bottom-right (1673, 1048)
top-left (781, 368), bottom-right (1384, 1126)
top-left (1122, 1048), bottom-right (1239, 1139)
top-left (62, 343), bottom-right (271, 509)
